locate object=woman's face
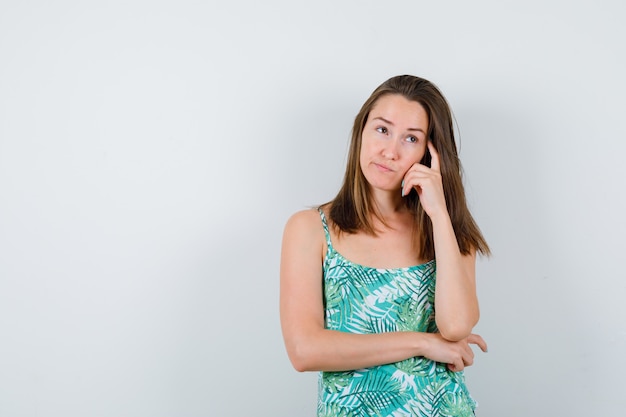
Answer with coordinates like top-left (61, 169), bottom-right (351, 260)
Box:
top-left (359, 94), bottom-right (429, 193)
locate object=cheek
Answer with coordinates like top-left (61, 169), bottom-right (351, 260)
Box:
top-left (407, 144), bottom-right (427, 165)
top-left (420, 142), bottom-right (429, 160)
top-left (359, 136), bottom-right (375, 160)
top-left (418, 147), bottom-right (428, 163)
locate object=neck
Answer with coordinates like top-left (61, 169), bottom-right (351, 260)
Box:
top-left (369, 188), bottom-right (408, 223)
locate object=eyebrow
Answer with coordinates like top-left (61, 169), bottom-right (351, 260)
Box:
top-left (373, 117), bottom-right (426, 134)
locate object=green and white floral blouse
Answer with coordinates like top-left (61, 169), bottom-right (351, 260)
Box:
top-left (318, 210), bottom-right (477, 417)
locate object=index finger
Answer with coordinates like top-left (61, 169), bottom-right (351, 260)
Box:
top-left (467, 333), bottom-right (488, 353)
top-left (427, 141), bottom-right (440, 172)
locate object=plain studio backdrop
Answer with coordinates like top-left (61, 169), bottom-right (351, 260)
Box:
top-left (1, 1), bottom-right (624, 416)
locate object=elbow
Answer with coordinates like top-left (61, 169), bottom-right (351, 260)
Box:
top-left (438, 326), bottom-right (472, 342)
top-left (286, 341), bottom-right (318, 372)
top-left (288, 348), bottom-right (309, 372)
top-left (436, 316), bottom-right (479, 342)
top-left (282, 324), bottom-right (327, 372)
top-left (291, 359), bottom-right (309, 373)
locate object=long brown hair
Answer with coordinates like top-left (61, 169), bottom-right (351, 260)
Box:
top-left (328, 75), bottom-right (490, 259)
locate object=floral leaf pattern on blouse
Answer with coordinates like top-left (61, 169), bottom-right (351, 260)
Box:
top-left (317, 209), bottom-right (477, 417)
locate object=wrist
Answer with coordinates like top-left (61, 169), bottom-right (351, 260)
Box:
top-left (428, 208), bottom-right (451, 226)
top-left (413, 332), bottom-right (432, 357)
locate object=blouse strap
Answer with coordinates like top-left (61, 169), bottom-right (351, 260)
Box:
top-left (318, 208), bottom-right (333, 248)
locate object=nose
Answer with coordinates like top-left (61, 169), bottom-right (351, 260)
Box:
top-left (381, 138), bottom-right (399, 160)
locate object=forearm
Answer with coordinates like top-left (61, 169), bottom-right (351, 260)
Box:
top-left (431, 213), bottom-right (479, 341)
top-left (286, 328), bottom-right (429, 372)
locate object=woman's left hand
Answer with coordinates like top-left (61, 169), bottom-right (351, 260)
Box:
top-left (401, 141), bottom-right (447, 219)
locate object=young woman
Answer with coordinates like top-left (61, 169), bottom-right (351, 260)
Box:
top-left (280, 75), bottom-right (490, 416)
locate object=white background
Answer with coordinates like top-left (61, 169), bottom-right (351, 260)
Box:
top-left (1, 1), bottom-right (625, 416)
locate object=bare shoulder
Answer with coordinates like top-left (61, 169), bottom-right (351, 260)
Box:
top-left (281, 208), bottom-right (326, 276)
top-left (283, 208), bottom-right (324, 242)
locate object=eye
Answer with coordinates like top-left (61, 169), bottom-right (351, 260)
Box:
top-left (376, 126), bottom-right (388, 134)
top-left (406, 135), bottom-right (418, 143)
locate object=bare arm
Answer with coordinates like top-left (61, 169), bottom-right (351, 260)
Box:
top-left (279, 209), bottom-right (484, 372)
top-left (431, 216), bottom-right (479, 341)
top-left (402, 142), bottom-right (480, 341)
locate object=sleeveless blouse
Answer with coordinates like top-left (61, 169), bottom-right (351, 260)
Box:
top-left (317, 209), bottom-right (477, 417)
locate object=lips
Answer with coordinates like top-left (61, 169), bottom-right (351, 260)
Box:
top-left (373, 162), bottom-right (394, 172)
